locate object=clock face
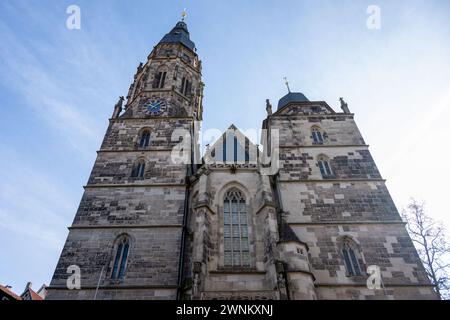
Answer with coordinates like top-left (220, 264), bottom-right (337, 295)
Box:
top-left (144, 98), bottom-right (167, 115)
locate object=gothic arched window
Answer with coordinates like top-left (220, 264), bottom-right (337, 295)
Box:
top-left (311, 126), bottom-right (324, 144)
top-left (318, 155), bottom-right (333, 176)
top-left (111, 235), bottom-right (130, 279)
top-left (139, 130), bottom-right (151, 148)
top-left (181, 76), bottom-right (192, 96)
top-left (153, 70), bottom-right (167, 89)
top-left (131, 159), bottom-right (145, 178)
top-left (223, 189), bottom-right (250, 267)
top-left (341, 238), bottom-right (362, 276)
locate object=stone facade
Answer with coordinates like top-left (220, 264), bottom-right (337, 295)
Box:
top-left (47, 20), bottom-right (438, 300)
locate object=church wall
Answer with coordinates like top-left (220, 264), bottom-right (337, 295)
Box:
top-left (101, 118), bottom-right (192, 151)
top-left (46, 288), bottom-right (176, 300)
top-left (316, 286), bottom-right (437, 300)
top-left (279, 146), bottom-right (381, 180)
top-left (280, 181), bottom-right (400, 223)
top-left (47, 227), bottom-right (181, 297)
top-left (72, 186), bottom-right (186, 226)
top-left (290, 223), bottom-right (431, 286)
top-left (271, 115), bottom-right (365, 146)
top-left (88, 151), bottom-right (186, 185)
top-left (188, 169), bottom-right (278, 296)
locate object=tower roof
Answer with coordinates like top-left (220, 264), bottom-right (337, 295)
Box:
top-left (277, 92), bottom-right (309, 110)
top-left (159, 21), bottom-right (196, 51)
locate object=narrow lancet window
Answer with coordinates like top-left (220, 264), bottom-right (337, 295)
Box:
top-left (111, 236), bottom-right (130, 279)
top-left (341, 239), bottom-right (362, 276)
top-left (312, 126), bottom-right (324, 144)
top-left (139, 130), bottom-right (151, 148)
top-left (131, 160), bottom-right (145, 178)
top-left (318, 155), bottom-right (333, 176)
top-left (153, 71), bottom-right (166, 89)
top-left (223, 189), bottom-right (250, 267)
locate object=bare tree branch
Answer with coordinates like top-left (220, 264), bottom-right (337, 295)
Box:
top-left (403, 198), bottom-right (450, 299)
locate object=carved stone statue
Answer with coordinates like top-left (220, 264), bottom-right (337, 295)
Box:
top-left (266, 99), bottom-right (272, 116)
top-left (112, 96), bottom-right (124, 118)
top-left (192, 262), bottom-right (202, 299)
top-left (277, 272), bottom-right (286, 289)
top-left (339, 97), bottom-right (350, 114)
top-left (192, 273), bottom-right (199, 298)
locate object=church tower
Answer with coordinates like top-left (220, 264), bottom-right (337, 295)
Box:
top-left (47, 18), bottom-right (203, 299)
top-left (47, 16), bottom-right (438, 300)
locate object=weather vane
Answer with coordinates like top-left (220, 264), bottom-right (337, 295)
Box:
top-left (181, 9), bottom-right (187, 22)
top-left (283, 77), bottom-right (291, 93)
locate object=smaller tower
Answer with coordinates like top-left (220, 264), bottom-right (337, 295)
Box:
top-left (277, 223), bottom-right (316, 300)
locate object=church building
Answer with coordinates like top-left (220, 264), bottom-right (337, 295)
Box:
top-left (47, 18), bottom-right (438, 300)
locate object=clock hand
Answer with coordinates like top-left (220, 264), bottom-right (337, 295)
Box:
top-left (154, 101), bottom-right (161, 108)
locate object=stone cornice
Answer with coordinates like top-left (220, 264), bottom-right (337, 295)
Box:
top-left (193, 202), bottom-right (216, 215)
top-left (209, 270), bottom-right (266, 275)
top-left (109, 115), bottom-right (195, 121)
top-left (315, 282), bottom-right (435, 288)
top-left (278, 178), bottom-right (386, 183)
top-left (68, 224), bottom-right (183, 230)
top-left (84, 183), bottom-right (187, 189)
top-left (269, 110), bottom-right (355, 120)
top-left (97, 148), bottom-right (174, 153)
top-left (280, 144), bottom-right (369, 149)
top-left (255, 201), bottom-right (277, 215)
top-left (288, 220), bottom-right (405, 226)
top-left (47, 285), bottom-right (177, 290)
top-left (284, 268), bottom-right (316, 279)
top-left (207, 165), bottom-right (259, 172)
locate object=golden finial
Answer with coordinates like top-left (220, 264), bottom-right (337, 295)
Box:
top-left (181, 9), bottom-right (187, 22)
top-left (283, 77), bottom-right (291, 93)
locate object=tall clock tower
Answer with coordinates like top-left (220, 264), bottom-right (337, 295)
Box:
top-left (47, 18), bottom-right (203, 300)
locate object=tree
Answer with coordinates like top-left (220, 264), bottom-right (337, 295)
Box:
top-left (402, 199), bottom-right (450, 299)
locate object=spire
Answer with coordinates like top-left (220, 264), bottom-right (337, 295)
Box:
top-left (158, 15), bottom-right (196, 52)
top-left (283, 77), bottom-right (291, 93)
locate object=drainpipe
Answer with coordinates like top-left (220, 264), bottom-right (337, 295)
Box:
top-left (176, 176), bottom-right (190, 300)
top-left (176, 123), bottom-right (195, 300)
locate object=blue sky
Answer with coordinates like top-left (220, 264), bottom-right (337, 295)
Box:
top-left (1, 0), bottom-right (450, 294)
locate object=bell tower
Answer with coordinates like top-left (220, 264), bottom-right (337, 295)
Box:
top-left (47, 17), bottom-right (203, 300)
top-left (124, 18), bottom-right (203, 121)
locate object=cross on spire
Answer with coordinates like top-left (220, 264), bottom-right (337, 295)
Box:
top-left (181, 9), bottom-right (187, 22)
top-left (283, 77), bottom-right (291, 93)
